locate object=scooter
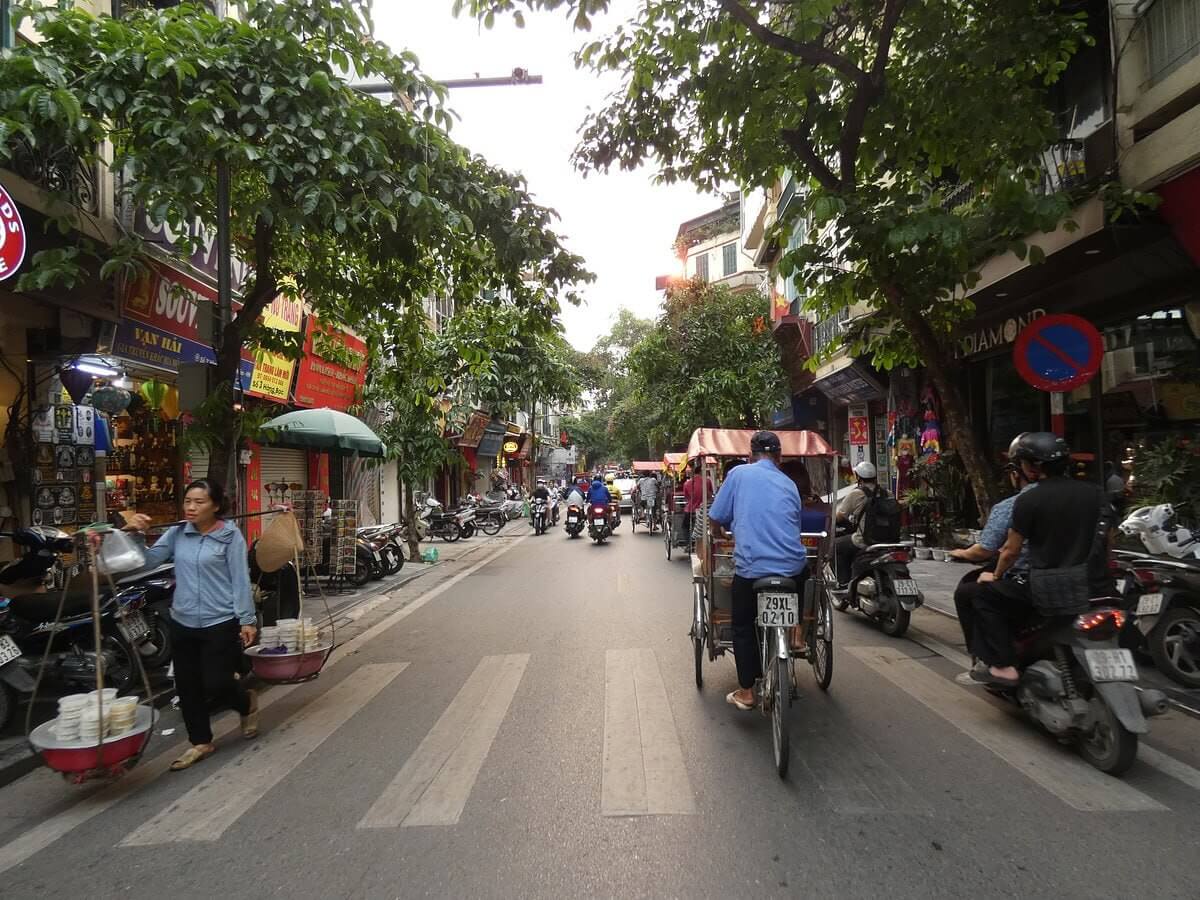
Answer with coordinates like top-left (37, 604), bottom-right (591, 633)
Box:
top-left (564, 503), bottom-right (585, 539)
top-left (357, 524), bottom-right (406, 576)
top-left (607, 499), bottom-right (621, 532)
top-left (531, 498), bottom-right (550, 536)
top-left (588, 503), bottom-right (611, 544)
top-left (832, 532), bottom-right (923, 637)
top-left (982, 599), bottom-right (1168, 775)
top-left (419, 498), bottom-right (463, 543)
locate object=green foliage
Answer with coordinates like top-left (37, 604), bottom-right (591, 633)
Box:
top-left (1131, 438), bottom-right (1200, 522)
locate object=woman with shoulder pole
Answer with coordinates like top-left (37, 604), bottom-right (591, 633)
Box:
top-left (123, 478), bottom-right (258, 770)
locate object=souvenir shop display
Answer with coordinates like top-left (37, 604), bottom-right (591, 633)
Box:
top-left (331, 500), bottom-right (358, 576)
top-left (290, 491), bottom-right (327, 566)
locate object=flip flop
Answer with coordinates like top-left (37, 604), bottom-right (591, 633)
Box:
top-left (725, 691), bottom-right (755, 711)
top-left (169, 745), bottom-right (216, 771)
top-left (969, 668), bottom-right (1019, 688)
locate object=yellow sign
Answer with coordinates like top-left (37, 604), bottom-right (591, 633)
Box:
top-left (503, 440), bottom-right (519, 454)
top-left (246, 296), bottom-right (302, 402)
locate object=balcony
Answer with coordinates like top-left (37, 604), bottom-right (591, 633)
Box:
top-left (941, 139), bottom-right (1095, 212)
top-left (4, 137), bottom-right (103, 217)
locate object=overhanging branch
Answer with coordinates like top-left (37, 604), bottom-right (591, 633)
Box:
top-left (718, 0), bottom-right (867, 84)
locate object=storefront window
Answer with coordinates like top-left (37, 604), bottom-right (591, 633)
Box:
top-left (986, 356), bottom-right (1044, 457)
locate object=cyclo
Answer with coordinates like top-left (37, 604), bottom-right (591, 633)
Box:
top-left (629, 460), bottom-right (661, 533)
top-left (687, 428), bottom-right (838, 778)
top-left (662, 452), bottom-right (691, 560)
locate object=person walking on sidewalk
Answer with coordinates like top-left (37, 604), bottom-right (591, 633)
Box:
top-left (123, 479), bottom-right (258, 770)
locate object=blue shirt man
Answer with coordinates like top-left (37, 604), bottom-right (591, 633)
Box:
top-left (708, 455), bottom-right (808, 579)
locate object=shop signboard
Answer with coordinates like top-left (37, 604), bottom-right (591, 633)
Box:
top-left (0, 180), bottom-right (27, 283)
top-left (848, 403), bottom-right (869, 468)
top-left (293, 319), bottom-right (369, 411)
top-left (113, 318), bottom-right (255, 383)
top-left (244, 295), bottom-right (302, 403)
top-left (133, 207), bottom-right (249, 288)
top-left (1013, 314), bottom-right (1104, 393)
top-left (122, 264), bottom-right (213, 341)
top-left (458, 411), bottom-right (491, 449)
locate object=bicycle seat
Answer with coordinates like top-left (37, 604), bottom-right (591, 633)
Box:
top-left (864, 543), bottom-right (911, 552)
top-left (752, 576), bottom-right (797, 592)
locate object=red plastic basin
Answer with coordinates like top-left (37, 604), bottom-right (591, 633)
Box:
top-left (245, 644), bottom-right (331, 682)
top-left (30, 706), bottom-right (155, 774)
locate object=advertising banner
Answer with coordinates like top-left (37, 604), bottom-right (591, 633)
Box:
top-left (244, 296), bottom-right (303, 402)
top-left (0, 181), bottom-right (28, 283)
top-left (293, 319), bottom-right (369, 411)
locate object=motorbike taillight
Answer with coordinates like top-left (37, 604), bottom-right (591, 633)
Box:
top-left (890, 550), bottom-right (909, 563)
top-left (1132, 568), bottom-right (1160, 590)
top-left (1073, 609), bottom-right (1125, 639)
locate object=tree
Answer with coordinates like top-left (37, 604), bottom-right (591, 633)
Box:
top-left (626, 279), bottom-right (785, 443)
top-left (457, 0), bottom-right (1100, 515)
top-left (1, 0), bottom-right (588, 494)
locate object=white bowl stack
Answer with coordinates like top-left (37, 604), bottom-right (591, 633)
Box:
top-left (297, 617), bottom-right (321, 651)
top-left (275, 618), bottom-right (299, 651)
top-left (259, 625), bottom-right (282, 650)
top-left (108, 697), bottom-right (138, 736)
top-left (78, 708), bottom-right (109, 743)
top-left (53, 694), bottom-right (88, 741)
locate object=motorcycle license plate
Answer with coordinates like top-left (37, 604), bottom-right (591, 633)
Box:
top-left (1084, 648), bottom-right (1138, 683)
top-left (1135, 593), bottom-right (1163, 616)
top-left (567, 516), bottom-right (578, 524)
top-left (757, 592), bottom-right (799, 628)
top-left (893, 578), bottom-right (919, 596)
top-left (0, 635), bottom-right (20, 667)
top-left (117, 611), bottom-right (150, 644)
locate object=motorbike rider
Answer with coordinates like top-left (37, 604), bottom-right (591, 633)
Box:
top-left (971, 432), bottom-right (1115, 686)
top-left (586, 475), bottom-right (611, 511)
top-left (531, 479), bottom-right (557, 525)
top-left (565, 482), bottom-right (587, 509)
top-left (708, 431), bottom-right (810, 712)
top-left (834, 461), bottom-right (882, 588)
top-left (948, 461), bottom-right (1036, 664)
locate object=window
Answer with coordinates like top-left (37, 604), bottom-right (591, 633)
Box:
top-left (694, 253), bottom-right (709, 282)
top-left (721, 243), bottom-right (737, 277)
top-left (1, 0), bottom-right (11, 49)
top-left (1145, 0), bottom-right (1200, 86)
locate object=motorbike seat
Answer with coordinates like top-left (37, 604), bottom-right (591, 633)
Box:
top-left (752, 576), bottom-right (797, 593)
top-left (116, 563), bottom-right (174, 585)
top-left (864, 543), bottom-right (911, 552)
top-left (8, 588), bottom-right (96, 621)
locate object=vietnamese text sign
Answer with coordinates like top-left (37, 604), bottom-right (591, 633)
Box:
top-left (245, 296), bottom-right (302, 403)
top-left (293, 319), bottom-right (369, 411)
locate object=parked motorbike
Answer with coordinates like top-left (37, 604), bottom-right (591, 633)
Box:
top-left (531, 498), bottom-right (550, 536)
top-left (588, 503), bottom-right (611, 544)
top-left (564, 503), bottom-right (584, 539)
top-left (1118, 505), bottom-right (1200, 687)
top-left (832, 535), bottom-right (923, 637)
top-left (982, 598), bottom-right (1168, 775)
top-left (356, 524), bottom-right (406, 576)
top-left (419, 497), bottom-right (463, 543)
top-left (460, 495), bottom-right (507, 535)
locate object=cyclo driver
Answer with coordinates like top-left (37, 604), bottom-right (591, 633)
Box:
top-left (708, 431), bottom-right (810, 712)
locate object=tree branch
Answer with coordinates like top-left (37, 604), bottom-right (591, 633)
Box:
top-left (780, 88), bottom-right (841, 193)
top-left (718, 0), bottom-right (867, 84)
top-left (836, 0), bottom-right (907, 190)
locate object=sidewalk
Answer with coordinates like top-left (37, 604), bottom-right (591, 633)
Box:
top-left (0, 525), bottom-right (523, 788)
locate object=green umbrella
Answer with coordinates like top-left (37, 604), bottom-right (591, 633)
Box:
top-left (260, 408), bottom-right (385, 457)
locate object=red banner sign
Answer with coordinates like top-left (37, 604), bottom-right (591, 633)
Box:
top-left (293, 319), bottom-right (369, 411)
top-left (122, 263), bottom-right (215, 341)
top-left (0, 183), bottom-right (27, 283)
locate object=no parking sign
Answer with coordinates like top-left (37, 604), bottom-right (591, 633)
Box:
top-left (1013, 314), bottom-right (1104, 392)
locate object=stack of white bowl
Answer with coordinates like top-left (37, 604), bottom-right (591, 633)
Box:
top-left (275, 618), bottom-right (299, 651)
top-left (78, 708), bottom-right (109, 743)
top-left (297, 618), bottom-right (321, 651)
top-left (53, 694), bottom-right (88, 741)
top-left (259, 625), bottom-right (282, 650)
top-left (108, 697), bottom-right (138, 736)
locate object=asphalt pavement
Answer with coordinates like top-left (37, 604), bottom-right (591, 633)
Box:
top-left (0, 520), bottom-right (1198, 898)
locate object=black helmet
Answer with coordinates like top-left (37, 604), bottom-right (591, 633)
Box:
top-left (750, 430), bottom-right (782, 454)
top-left (1008, 432), bottom-right (1068, 465)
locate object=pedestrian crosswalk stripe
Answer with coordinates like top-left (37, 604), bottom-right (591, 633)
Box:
top-left (120, 663), bottom-right (409, 846)
top-left (1138, 745), bottom-right (1200, 791)
top-left (601, 648), bottom-right (696, 817)
top-left (358, 653), bottom-right (530, 828)
top-left (846, 646), bottom-right (1166, 812)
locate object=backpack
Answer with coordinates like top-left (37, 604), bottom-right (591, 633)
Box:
top-left (859, 488), bottom-right (902, 545)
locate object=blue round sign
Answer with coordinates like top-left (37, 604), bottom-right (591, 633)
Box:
top-left (1012, 313), bottom-right (1104, 392)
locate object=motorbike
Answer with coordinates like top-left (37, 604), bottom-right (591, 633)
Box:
top-left (981, 598), bottom-right (1168, 775)
top-left (588, 503), bottom-right (611, 544)
top-left (356, 524), bottom-right (406, 577)
top-left (832, 533), bottom-right (923, 637)
top-left (459, 495), bottom-right (507, 536)
top-left (564, 503), bottom-right (585, 539)
top-left (419, 497), bottom-right (463, 543)
top-left (0, 529), bottom-right (159, 731)
top-left (607, 499), bottom-right (621, 531)
top-left (531, 498), bottom-right (550, 536)
top-left (1118, 505), bottom-right (1200, 688)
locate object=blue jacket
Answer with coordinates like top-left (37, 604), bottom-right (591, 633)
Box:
top-left (708, 458), bottom-right (808, 579)
top-left (140, 520), bottom-right (256, 628)
top-left (586, 482), bottom-right (611, 506)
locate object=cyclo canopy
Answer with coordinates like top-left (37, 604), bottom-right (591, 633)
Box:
top-left (631, 460), bottom-right (660, 474)
top-left (685, 428), bottom-right (836, 461)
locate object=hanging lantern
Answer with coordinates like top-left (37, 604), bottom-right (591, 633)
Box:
top-left (159, 385), bottom-right (180, 421)
top-left (139, 379), bottom-right (167, 432)
top-left (91, 385), bottom-right (132, 415)
top-left (58, 368), bottom-right (93, 405)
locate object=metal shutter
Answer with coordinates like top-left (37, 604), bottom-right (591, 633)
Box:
top-left (187, 444), bottom-right (209, 482)
top-left (259, 447), bottom-right (308, 490)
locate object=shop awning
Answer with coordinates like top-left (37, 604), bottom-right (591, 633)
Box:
top-left (811, 358), bottom-right (884, 404)
top-left (476, 418), bottom-right (507, 457)
top-left (686, 428), bottom-right (836, 460)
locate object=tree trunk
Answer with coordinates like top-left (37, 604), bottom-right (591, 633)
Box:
top-left (403, 479), bottom-right (421, 562)
top-left (891, 293), bottom-right (999, 519)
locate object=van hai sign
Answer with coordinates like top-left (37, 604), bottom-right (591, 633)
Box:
top-left (957, 308), bottom-right (1046, 358)
top-left (0, 182), bottom-right (27, 283)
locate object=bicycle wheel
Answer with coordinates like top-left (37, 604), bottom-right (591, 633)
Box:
top-left (772, 655), bottom-right (791, 779)
top-left (480, 514), bottom-right (503, 536)
top-left (692, 584), bottom-right (705, 689)
top-left (665, 520), bottom-right (672, 560)
top-left (810, 586), bottom-right (833, 691)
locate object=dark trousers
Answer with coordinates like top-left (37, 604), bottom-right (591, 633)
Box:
top-left (731, 569), bottom-right (810, 690)
top-left (953, 567), bottom-right (991, 660)
top-left (969, 580), bottom-right (1035, 668)
top-left (171, 618), bottom-right (251, 745)
top-left (834, 535), bottom-right (861, 586)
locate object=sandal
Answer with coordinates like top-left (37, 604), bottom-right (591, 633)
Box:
top-left (169, 745), bottom-right (216, 771)
top-left (241, 689), bottom-right (259, 739)
top-left (725, 691), bottom-right (755, 711)
top-left (969, 668), bottom-right (1019, 688)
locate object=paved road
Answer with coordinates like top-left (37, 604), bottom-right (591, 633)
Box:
top-left (1, 524), bottom-right (1199, 898)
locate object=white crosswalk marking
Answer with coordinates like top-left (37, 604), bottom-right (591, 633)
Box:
top-left (358, 653), bottom-right (529, 828)
top-left (846, 645), bottom-right (1166, 812)
top-left (601, 648), bottom-right (696, 817)
top-left (120, 663), bottom-right (408, 846)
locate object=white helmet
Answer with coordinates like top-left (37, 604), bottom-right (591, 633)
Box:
top-left (853, 461), bottom-right (877, 480)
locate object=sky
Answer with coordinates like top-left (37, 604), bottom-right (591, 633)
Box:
top-left (376, 2), bottom-right (719, 350)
